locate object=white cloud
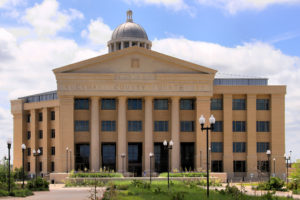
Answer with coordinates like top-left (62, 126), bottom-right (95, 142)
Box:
top-left (124, 0), bottom-right (190, 11)
top-left (22, 0), bottom-right (83, 36)
top-left (152, 37), bottom-right (300, 159)
top-left (196, 0), bottom-right (300, 14)
top-left (81, 18), bottom-right (113, 46)
top-left (0, 0), bottom-right (24, 9)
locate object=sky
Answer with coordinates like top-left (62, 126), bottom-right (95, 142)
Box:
top-left (0, 0), bottom-right (300, 163)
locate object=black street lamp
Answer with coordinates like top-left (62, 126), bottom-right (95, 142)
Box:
top-left (163, 139), bottom-right (173, 189)
top-left (284, 151), bottom-right (292, 184)
top-left (21, 144), bottom-right (26, 188)
top-left (7, 138), bottom-right (12, 193)
top-left (33, 149), bottom-right (41, 183)
top-left (149, 152), bottom-right (154, 183)
top-left (69, 149), bottom-right (72, 171)
top-left (266, 150), bottom-right (271, 183)
top-left (66, 147), bottom-right (69, 173)
top-left (121, 153), bottom-right (126, 174)
top-left (199, 114), bottom-right (215, 198)
top-left (273, 158), bottom-right (276, 177)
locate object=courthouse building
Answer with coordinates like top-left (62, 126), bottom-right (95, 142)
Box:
top-left (11, 11), bottom-right (286, 178)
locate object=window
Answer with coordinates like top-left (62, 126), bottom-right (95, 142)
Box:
top-left (26, 114), bottom-right (31, 123)
top-left (211, 142), bottom-right (223, 152)
top-left (154, 121), bottom-right (169, 132)
top-left (39, 162), bottom-right (42, 171)
top-left (128, 121), bottom-right (142, 132)
top-left (74, 99), bottom-right (89, 110)
top-left (234, 160), bottom-right (246, 172)
top-left (39, 147), bottom-right (43, 155)
top-left (51, 162), bottom-right (55, 172)
top-left (257, 142), bottom-right (270, 153)
top-left (180, 99), bottom-right (194, 110)
top-left (51, 111), bottom-right (55, 120)
top-left (233, 142), bottom-right (246, 152)
top-left (128, 143), bottom-right (142, 163)
top-left (233, 99), bottom-right (246, 110)
top-left (256, 121), bottom-right (270, 132)
top-left (51, 147), bottom-right (55, 155)
top-left (39, 130), bottom-right (43, 139)
top-left (154, 99), bottom-right (168, 110)
top-left (212, 160), bottom-right (223, 172)
top-left (257, 161), bottom-right (270, 172)
top-left (211, 99), bottom-right (223, 110)
top-left (102, 143), bottom-right (116, 171)
top-left (257, 99), bottom-right (270, 110)
top-left (101, 121), bottom-right (116, 131)
top-left (51, 129), bottom-right (55, 138)
top-left (101, 99), bottom-right (116, 110)
top-left (27, 131), bottom-right (31, 140)
top-left (233, 121), bottom-right (246, 132)
top-left (128, 99), bottom-right (142, 110)
top-left (27, 148), bottom-right (31, 156)
top-left (180, 121), bottom-right (195, 132)
top-left (38, 112), bottom-right (43, 121)
top-left (27, 162), bottom-right (30, 172)
top-left (212, 121), bottom-right (223, 132)
top-left (74, 120), bottom-right (89, 132)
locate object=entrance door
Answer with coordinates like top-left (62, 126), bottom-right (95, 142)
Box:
top-left (75, 144), bottom-right (90, 171)
top-left (181, 142), bottom-right (195, 171)
top-left (128, 143), bottom-right (142, 176)
top-left (102, 143), bottom-right (116, 171)
top-left (154, 143), bottom-right (168, 173)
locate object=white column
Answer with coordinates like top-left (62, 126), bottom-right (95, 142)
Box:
top-left (91, 97), bottom-right (100, 171)
top-left (144, 96), bottom-right (153, 173)
top-left (171, 97), bottom-right (180, 171)
top-left (117, 96), bottom-right (127, 172)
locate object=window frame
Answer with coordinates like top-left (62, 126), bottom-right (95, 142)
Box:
top-left (154, 121), bottom-right (169, 132)
top-left (232, 99), bottom-right (246, 110)
top-left (128, 121), bottom-right (142, 132)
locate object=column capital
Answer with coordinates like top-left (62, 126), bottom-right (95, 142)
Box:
top-left (171, 96), bottom-right (180, 101)
top-left (91, 96), bottom-right (100, 101)
top-left (144, 96), bottom-right (153, 101)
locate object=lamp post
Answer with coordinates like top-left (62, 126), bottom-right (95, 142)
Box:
top-left (273, 158), bottom-right (276, 177)
top-left (266, 150), bottom-right (271, 183)
top-left (33, 149), bottom-right (41, 183)
top-left (69, 149), bottom-right (72, 171)
top-left (7, 138), bottom-right (12, 193)
top-left (163, 140), bottom-right (173, 189)
top-left (149, 152), bottom-right (154, 184)
top-left (66, 147), bottom-right (69, 173)
top-left (21, 144), bottom-right (26, 188)
top-left (284, 151), bottom-right (292, 183)
top-left (199, 114), bottom-right (215, 198)
top-left (121, 153), bottom-right (126, 174)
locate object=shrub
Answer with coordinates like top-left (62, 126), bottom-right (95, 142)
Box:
top-left (0, 189), bottom-right (8, 197)
top-left (65, 179), bottom-right (105, 187)
top-left (26, 177), bottom-right (49, 191)
top-left (159, 172), bottom-right (206, 177)
top-left (10, 189), bottom-right (33, 197)
top-left (171, 191), bottom-right (185, 200)
top-left (102, 182), bottom-right (117, 200)
top-left (70, 172), bottom-right (123, 178)
top-left (256, 177), bottom-right (285, 191)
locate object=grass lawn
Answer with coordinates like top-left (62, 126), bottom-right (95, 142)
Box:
top-left (105, 180), bottom-right (291, 200)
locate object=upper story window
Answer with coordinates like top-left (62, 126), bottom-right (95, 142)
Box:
top-left (51, 147), bottom-right (55, 155)
top-left (26, 114), bottom-right (31, 123)
top-left (101, 99), bottom-right (116, 110)
top-left (233, 121), bottom-right (246, 132)
top-left (256, 121), bottom-right (270, 132)
top-left (51, 129), bottom-right (55, 138)
top-left (101, 121), bottom-right (116, 132)
top-left (27, 131), bottom-right (31, 140)
top-left (74, 99), bottom-right (89, 110)
top-left (27, 148), bottom-right (31, 156)
top-left (39, 147), bottom-right (43, 155)
top-left (154, 99), bottom-right (168, 110)
top-left (233, 142), bottom-right (246, 153)
top-left (128, 99), bottom-right (142, 110)
top-left (212, 121), bottom-right (223, 132)
top-left (257, 99), bottom-right (270, 110)
top-left (211, 99), bottom-right (223, 110)
top-left (51, 162), bottom-right (55, 172)
top-left (180, 99), bottom-right (194, 110)
top-left (180, 121), bottom-right (195, 132)
top-left (257, 142), bottom-right (270, 153)
top-left (74, 120), bottom-right (89, 132)
top-left (51, 111), bottom-right (55, 120)
top-left (128, 121), bottom-right (142, 132)
top-left (38, 112), bottom-right (43, 121)
top-left (211, 142), bottom-right (223, 152)
top-left (154, 121), bottom-right (169, 132)
top-left (232, 99), bottom-right (246, 110)
top-left (39, 130), bottom-right (43, 139)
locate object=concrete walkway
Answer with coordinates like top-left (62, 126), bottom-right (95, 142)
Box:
top-left (1, 184), bottom-right (106, 200)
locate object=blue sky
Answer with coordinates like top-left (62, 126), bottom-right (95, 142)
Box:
top-left (0, 0), bottom-right (300, 162)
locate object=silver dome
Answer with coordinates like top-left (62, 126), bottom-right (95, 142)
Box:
top-left (111, 22), bottom-right (148, 40)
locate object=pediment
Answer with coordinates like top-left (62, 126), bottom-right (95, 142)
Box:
top-left (53, 47), bottom-right (217, 75)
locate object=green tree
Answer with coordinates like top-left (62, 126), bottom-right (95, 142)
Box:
top-left (289, 159), bottom-right (300, 190)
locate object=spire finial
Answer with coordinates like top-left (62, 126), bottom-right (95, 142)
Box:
top-left (126, 10), bottom-right (133, 22)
